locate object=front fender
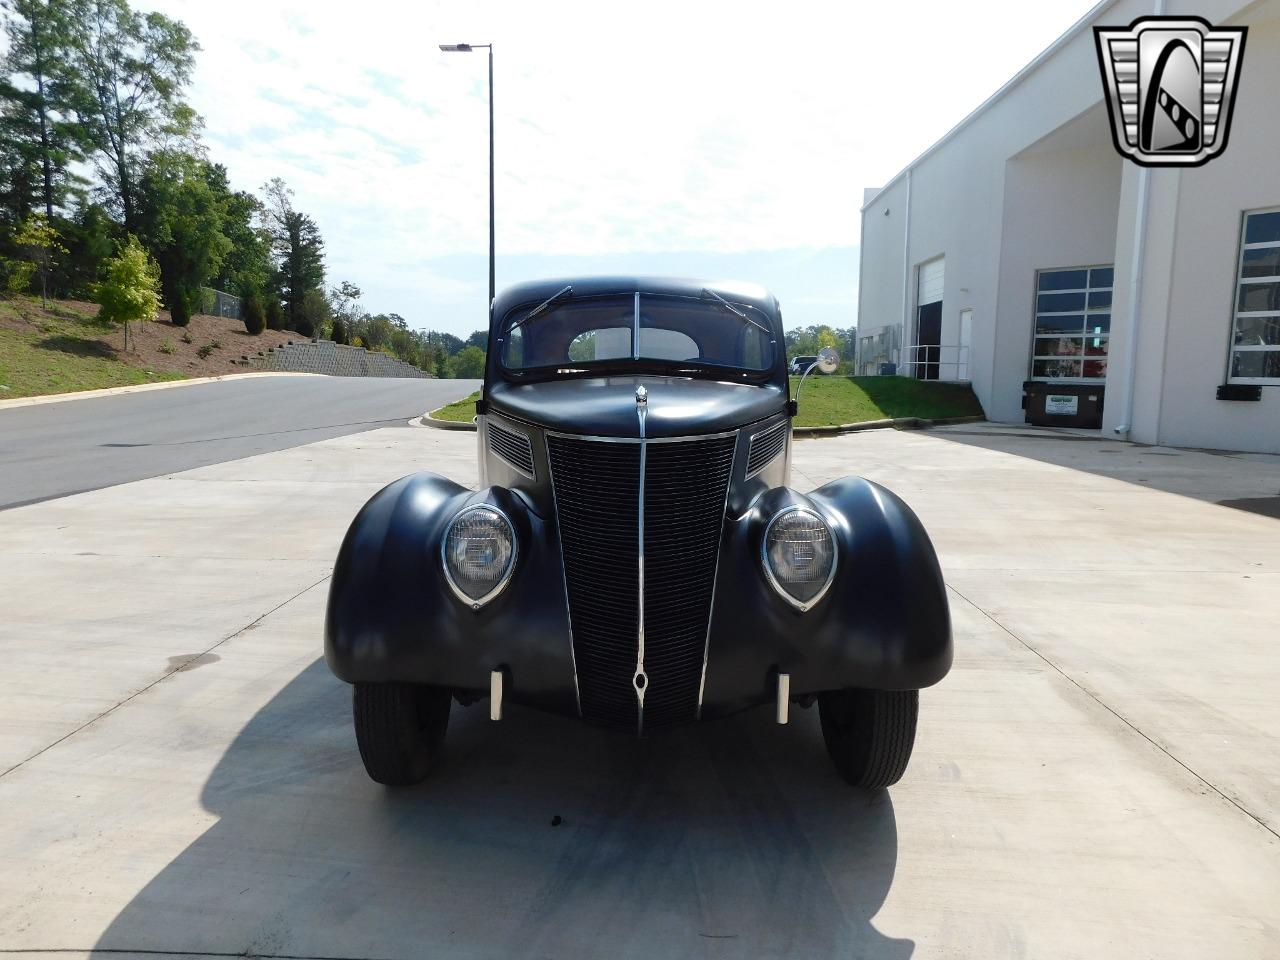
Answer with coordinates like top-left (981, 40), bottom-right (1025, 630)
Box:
top-left (700, 476), bottom-right (953, 717)
top-left (323, 472), bottom-right (577, 715)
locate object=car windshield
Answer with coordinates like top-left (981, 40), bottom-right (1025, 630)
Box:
top-left (499, 293), bottom-right (776, 374)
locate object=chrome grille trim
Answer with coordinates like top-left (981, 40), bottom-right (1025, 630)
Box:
top-left (746, 420), bottom-right (788, 478)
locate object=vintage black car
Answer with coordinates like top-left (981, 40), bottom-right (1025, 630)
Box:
top-left (325, 277), bottom-right (952, 788)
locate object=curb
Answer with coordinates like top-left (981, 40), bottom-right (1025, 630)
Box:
top-left (420, 412), bottom-right (987, 436)
top-left (421, 412), bottom-right (478, 431)
top-left (791, 414), bottom-right (986, 438)
top-left (0, 371), bottom-right (323, 411)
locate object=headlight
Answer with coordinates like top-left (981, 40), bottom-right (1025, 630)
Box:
top-left (761, 505), bottom-right (837, 611)
top-left (442, 504), bottom-right (517, 609)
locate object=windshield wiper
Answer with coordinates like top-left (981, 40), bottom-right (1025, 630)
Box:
top-left (700, 288), bottom-right (772, 336)
top-left (509, 285), bottom-right (573, 332)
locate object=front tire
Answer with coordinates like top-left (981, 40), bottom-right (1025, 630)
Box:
top-left (818, 688), bottom-right (918, 788)
top-left (353, 682), bottom-right (451, 785)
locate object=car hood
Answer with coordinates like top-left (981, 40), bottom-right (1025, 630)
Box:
top-left (487, 376), bottom-right (787, 439)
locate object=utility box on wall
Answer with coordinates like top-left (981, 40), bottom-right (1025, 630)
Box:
top-left (1022, 381), bottom-right (1105, 428)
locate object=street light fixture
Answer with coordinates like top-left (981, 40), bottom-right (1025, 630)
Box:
top-left (439, 42), bottom-right (495, 313)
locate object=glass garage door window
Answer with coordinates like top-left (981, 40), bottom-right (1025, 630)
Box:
top-left (1031, 266), bottom-right (1113, 381)
top-left (1230, 208), bottom-right (1280, 384)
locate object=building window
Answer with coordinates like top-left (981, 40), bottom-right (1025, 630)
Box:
top-left (1230, 208), bottom-right (1280, 384)
top-left (1030, 266), bottom-right (1113, 381)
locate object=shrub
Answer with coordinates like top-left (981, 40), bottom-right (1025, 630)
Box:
top-left (242, 294), bottom-right (266, 335)
top-left (159, 340), bottom-right (176, 355)
top-left (181, 330), bottom-right (194, 344)
top-left (265, 299), bottom-right (285, 330)
top-left (330, 317), bottom-right (347, 345)
top-left (197, 343), bottom-right (214, 359)
top-left (3, 259), bottom-right (36, 295)
top-left (168, 287), bottom-right (199, 327)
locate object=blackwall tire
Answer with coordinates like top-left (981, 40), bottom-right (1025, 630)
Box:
top-left (352, 682), bottom-right (451, 786)
top-left (818, 688), bottom-right (919, 789)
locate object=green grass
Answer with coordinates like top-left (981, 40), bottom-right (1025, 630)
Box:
top-left (428, 380), bottom-right (984, 428)
top-left (793, 376), bottom-right (983, 427)
top-left (0, 301), bottom-right (184, 399)
top-left (431, 390), bottom-right (480, 422)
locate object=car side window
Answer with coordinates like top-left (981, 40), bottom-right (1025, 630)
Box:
top-left (568, 327), bottom-right (631, 362)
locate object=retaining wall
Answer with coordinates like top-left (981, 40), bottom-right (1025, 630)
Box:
top-left (234, 340), bottom-right (432, 379)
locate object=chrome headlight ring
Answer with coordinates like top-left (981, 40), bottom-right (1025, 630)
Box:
top-left (760, 503), bottom-right (838, 612)
top-left (441, 503), bottom-right (519, 610)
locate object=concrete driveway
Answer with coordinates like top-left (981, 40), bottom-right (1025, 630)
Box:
top-left (0, 422), bottom-right (1277, 959)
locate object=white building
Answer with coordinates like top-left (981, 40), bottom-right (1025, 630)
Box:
top-left (856, 0), bottom-right (1280, 453)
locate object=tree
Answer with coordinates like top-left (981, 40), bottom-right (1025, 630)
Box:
top-left (0, 0), bottom-right (86, 219)
top-left (262, 177), bottom-right (324, 332)
top-left (465, 328), bottom-right (487, 350)
top-left (136, 149), bottom-right (230, 326)
top-left (52, 199), bottom-right (113, 297)
top-left (11, 211), bottom-right (65, 303)
top-left (294, 286), bottom-right (329, 338)
top-left (66, 0), bottom-right (198, 231)
top-left (205, 164), bottom-right (271, 298)
top-left (451, 345), bottom-right (485, 379)
top-left (327, 279), bottom-right (361, 340)
top-left (94, 233), bottom-right (158, 351)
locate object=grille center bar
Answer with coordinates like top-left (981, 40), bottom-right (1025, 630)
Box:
top-left (634, 384), bottom-right (649, 733)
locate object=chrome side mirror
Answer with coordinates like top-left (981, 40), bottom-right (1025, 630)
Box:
top-left (794, 346), bottom-right (840, 405)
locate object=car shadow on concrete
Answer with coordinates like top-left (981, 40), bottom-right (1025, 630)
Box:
top-left (93, 658), bottom-right (912, 959)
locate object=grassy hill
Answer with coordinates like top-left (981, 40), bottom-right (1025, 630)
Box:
top-left (0, 297), bottom-right (305, 400)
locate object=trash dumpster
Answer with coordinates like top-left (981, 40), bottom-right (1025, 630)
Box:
top-left (1022, 381), bottom-right (1105, 428)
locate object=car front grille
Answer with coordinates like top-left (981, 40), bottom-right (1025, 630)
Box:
top-left (546, 432), bottom-right (737, 732)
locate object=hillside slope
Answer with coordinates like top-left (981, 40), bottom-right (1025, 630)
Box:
top-left (0, 297), bottom-right (308, 399)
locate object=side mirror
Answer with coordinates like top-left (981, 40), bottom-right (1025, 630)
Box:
top-left (793, 346), bottom-right (840, 406)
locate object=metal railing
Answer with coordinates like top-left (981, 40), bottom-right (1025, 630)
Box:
top-left (901, 344), bottom-right (971, 382)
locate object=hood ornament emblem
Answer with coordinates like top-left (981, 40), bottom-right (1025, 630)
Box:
top-left (635, 385), bottom-right (647, 438)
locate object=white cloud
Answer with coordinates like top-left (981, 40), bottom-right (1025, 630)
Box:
top-left (138, 0), bottom-right (1095, 332)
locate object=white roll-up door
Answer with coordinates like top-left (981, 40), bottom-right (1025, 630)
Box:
top-left (917, 257), bottom-right (945, 306)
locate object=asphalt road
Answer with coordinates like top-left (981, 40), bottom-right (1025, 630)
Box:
top-left (0, 375), bottom-right (479, 509)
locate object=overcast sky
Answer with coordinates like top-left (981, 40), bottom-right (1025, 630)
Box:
top-left (141, 0), bottom-right (1099, 337)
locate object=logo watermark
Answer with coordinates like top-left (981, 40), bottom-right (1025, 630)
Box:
top-left (1094, 16), bottom-right (1246, 167)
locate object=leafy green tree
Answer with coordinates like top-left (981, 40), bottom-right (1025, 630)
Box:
top-left (327, 279), bottom-right (361, 340)
top-left (294, 286), bottom-right (329, 339)
top-left (0, 0), bottom-right (86, 219)
top-left (66, 0), bottom-right (198, 230)
top-left (262, 177), bottom-right (324, 332)
top-left (94, 233), bottom-right (158, 351)
top-left (204, 163), bottom-right (271, 298)
top-left (53, 199), bottom-right (113, 296)
top-left (451, 345), bottom-right (485, 379)
top-left (136, 149), bottom-right (230, 326)
top-left (11, 211), bottom-right (65, 303)
top-left (432, 349), bottom-right (448, 379)
top-left (465, 329), bottom-right (487, 350)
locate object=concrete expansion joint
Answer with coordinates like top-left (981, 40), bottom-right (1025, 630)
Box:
top-left (945, 583), bottom-right (1280, 844)
top-left (0, 573), bottom-right (332, 784)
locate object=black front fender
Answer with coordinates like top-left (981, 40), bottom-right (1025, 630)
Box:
top-left (700, 476), bottom-right (953, 717)
top-left (323, 472), bottom-right (577, 715)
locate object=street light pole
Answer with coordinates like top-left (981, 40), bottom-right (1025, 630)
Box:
top-left (440, 42), bottom-right (495, 312)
